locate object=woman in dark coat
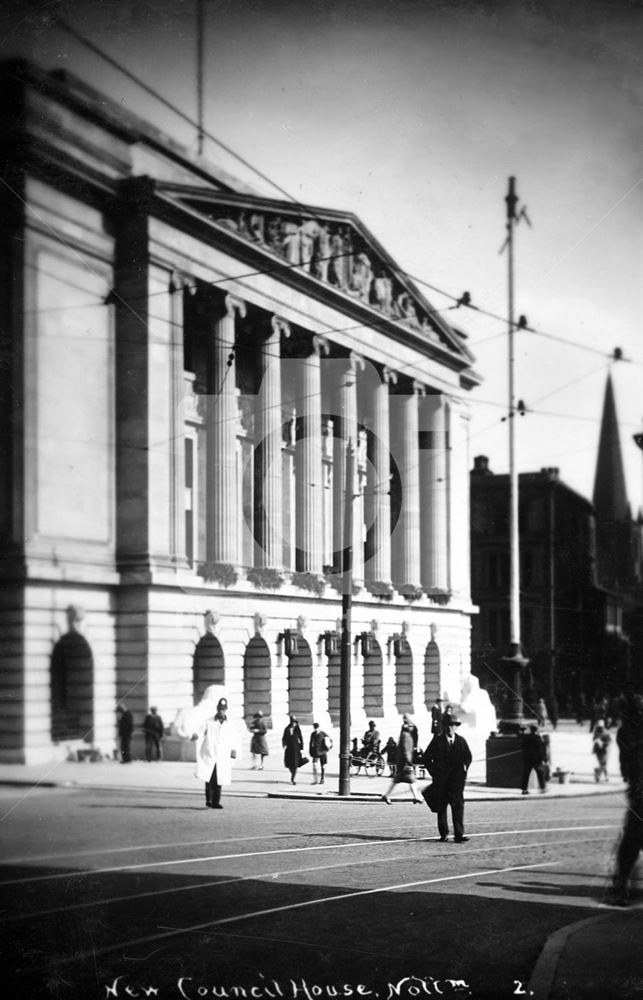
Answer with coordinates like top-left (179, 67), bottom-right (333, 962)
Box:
top-left (250, 711), bottom-right (269, 769)
top-left (282, 715), bottom-right (304, 785)
top-left (381, 723), bottom-right (423, 804)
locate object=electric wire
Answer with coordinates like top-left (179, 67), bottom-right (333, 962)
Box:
top-left (15, 24), bottom-right (640, 369)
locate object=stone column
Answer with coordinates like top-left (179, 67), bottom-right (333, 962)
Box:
top-left (331, 353), bottom-right (365, 584)
top-left (295, 335), bottom-right (328, 572)
top-left (391, 380), bottom-right (423, 589)
top-left (364, 365), bottom-right (396, 586)
top-left (420, 393), bottom-right (449, 591)
top-left (255, 316), bottom-right (288, 569)
top-left (448, 398), bottom-right (471, 598)
top-left (169, 272), bottom-right (193, 569)
top-left (207, 294), bottom-right (246, 564)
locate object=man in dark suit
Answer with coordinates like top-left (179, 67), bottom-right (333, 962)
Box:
top-left (423, 714), bottom-right (472, 843)
top-left (116, 703), bottom-right (134, 763)
top-left (430, 698), bottom-right (443, 735)
top-left (604, 689), bottom-right (643, 906)
top-left (521, 723), bottom-right (547, 794)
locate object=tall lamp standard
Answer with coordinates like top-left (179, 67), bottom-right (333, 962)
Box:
top-left (486, 178), bottom-right (533, 787)
top-left (500, 177), bottom-right (530, 733)
top-left (338, 441), bottom-right (355, 797)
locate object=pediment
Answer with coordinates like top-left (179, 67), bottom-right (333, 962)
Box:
top-left (156, 183), bottom-right (473, 365)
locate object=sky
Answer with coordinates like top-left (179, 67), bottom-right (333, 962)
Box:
top-left (3, 0), bottom-right (642, 510)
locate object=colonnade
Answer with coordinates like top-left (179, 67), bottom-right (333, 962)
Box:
top-left (182, 290), bottom-right (451, 593)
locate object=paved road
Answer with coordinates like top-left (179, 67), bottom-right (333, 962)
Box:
top-left (0, 784), bottom-right (629, 1000)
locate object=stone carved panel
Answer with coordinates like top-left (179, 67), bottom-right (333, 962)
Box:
top-left (200, 202), bottom-right (448, 345)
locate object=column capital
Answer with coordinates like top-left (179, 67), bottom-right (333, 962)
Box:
top-left (271, 315), bottom-right (291, 340)
top-left (224, 293), bottom-right (247, 320)
top-left (382, 365), bottom-right (398, 386)
top-left (312, 333), bottom-right (330, 357)
top-left (348, 351), bottom-right (366, 373)
top-left (169, 271), bottom-right (196, 295)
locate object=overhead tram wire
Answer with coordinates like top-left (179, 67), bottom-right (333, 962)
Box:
top-left (6, 170), bottom-right (634, 456)
top-left (7, 176), bottom-right (638, 442)
top-left (48, 19), bottom-right (642, 369)
top-left (54, 16), bottom-right (350, 230)
top-left (16, 229), bottom-right (643, 372)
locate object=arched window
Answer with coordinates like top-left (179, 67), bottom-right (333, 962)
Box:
top-left (243, 636), bottom-right (272, 722)
top-left (50, 632), bottom-right (94, 741)
top-left (394, 636), bottom-right (414, 715)
top-left (193, 633), bottom-right (225, 703)
top-left (363, 637), bottom-right (384, 716)
top-left (424, 640), bottom-right (441, 708)
top-left (287, 637), bottom-right (313, 722)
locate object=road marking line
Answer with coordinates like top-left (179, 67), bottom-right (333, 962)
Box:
top-left (37, 861), bottom-right (557, 969)
top-left (1, 834), bottom-right (613, 924)
top-left (0, 824), bottom-right (616, 887)
top-left (0, 813), bottom-right (608, 864)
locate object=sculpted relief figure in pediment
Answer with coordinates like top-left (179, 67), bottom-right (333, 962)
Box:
top-left (349, 252), bottom-right (373, 304)
top-left (373, 272), bottom-right (393, 315)
top-left (206, 202), bottom-right (452, 349)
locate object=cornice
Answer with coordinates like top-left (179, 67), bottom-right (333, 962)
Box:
top-left (151, 187), bottom-right (478, 377)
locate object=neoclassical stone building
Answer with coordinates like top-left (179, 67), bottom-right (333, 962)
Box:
top-left (0, 61), bottom-right (482, 763)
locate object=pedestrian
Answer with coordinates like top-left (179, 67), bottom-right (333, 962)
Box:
top-left (521, 723), bottom-right (548, 794)
top-left (249, 711), bottom-right (269, 769)
top-left (536, 696), bottom-right (549, 728)
top-left (381, 721), bottom-right (423, 805)
top-left (441, 703), bottom-right (455, 730)
top-left (592, 724), bottom-right (611, 782)
top-left (193, 696), bottom-right (238, 810)
top-left (589, 695), bottom-right (608, 733)
top-left (604, 690), bottom-right (643, 906)
top-left (382, 736), bottom-right (397, 776)
top-left (116, 703), bottom-right (134, 763)
top-left (402, 713), bottom-right (419, 748)
top-left (430, 697), bottom-right (443, 735)
top-left (142, 706), bottom-right (164, 762)
top-left (547, 695), bottom-right (559, 730)
top-left (575, 695), bottom-right (588, 726)
top-left (282, 715), bottom-right (304, 785)
top-left (362, 719), bottom-right (381, 754)
top-left (309, 722), bottom-right (331, 785)
top-left (606, 695), bottom-right (620, 729)
top-left (423, 713), bottom-right (472, 842)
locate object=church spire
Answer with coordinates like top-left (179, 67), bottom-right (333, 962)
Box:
top-left (593, 373), bottom-right (629, 523)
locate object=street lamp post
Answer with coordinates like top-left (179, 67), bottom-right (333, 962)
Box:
top-left (485, 182), bottom-right (532, 785)
top-left (338, 442), bottom-right (355, 797)
top-left (499, 177), bottom-right (529, 732)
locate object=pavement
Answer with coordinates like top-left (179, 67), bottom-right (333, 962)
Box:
top-left (0, 754), bottom-right (627, 800)
top-left (1, 752), bottom-right (640, 999)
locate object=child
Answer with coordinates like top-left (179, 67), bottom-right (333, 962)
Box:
top-left (382, 737), bottom-right (397, 777)
top-left (592, 725), bottom-right (611, 782)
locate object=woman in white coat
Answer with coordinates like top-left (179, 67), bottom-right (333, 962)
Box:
top-left (194, 694), bottom-right (239, 809)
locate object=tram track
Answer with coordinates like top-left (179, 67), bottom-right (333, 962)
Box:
top-left (0, 827), bottom-right (615, 924)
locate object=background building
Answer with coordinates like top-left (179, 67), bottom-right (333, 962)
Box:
top-left (592, 375), bottom-right (643, 680)
top-left (470, 374), bottom-right (643, 720)
top-left (0, 61), bottom-right (482, 764)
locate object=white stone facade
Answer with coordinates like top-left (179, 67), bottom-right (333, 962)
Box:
top-left (0, 62), bottom-right (481, 763)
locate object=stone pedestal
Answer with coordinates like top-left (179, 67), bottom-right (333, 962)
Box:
top-left (485, 733), bottom-right (523, 788)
